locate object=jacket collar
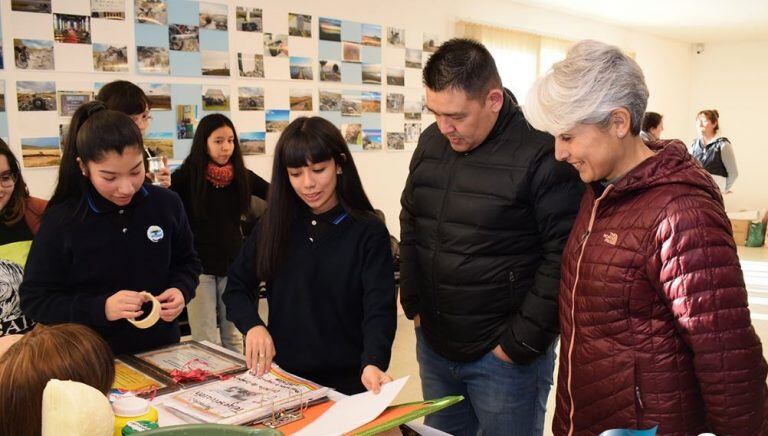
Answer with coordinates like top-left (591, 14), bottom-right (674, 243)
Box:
top-left (86, 183), bottom-right (149, 214)
top-left (483, 88), bottom-right (519, 145)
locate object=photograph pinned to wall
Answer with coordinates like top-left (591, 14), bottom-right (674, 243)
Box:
top-left (21, 137), bottom-right (60, 168)
top-left (387, 67), bottom-right (405, 86)
top-left (362, 63), bottom-right (381, 84)
top-left (176, 104), bottom-right (198, 139)
top-left (238, 53), bottom-right (264, 78)
top-left (362, 91), bottom-right (381, 113)
top-left (406, 49), bottom-right (422, 68)
top-left (405, 100), bottom-right (421, 120)
top-left (342, 123), bottom-right (362, 147)
top-left (93, 44), bottom-right (128, 72)
top-left (199, 2), bottom-right (227, 31)
top-left (289, 89), bottom-right (313, 111)
top-left (387, 132), bottom-right (404, 150)
top-left (0, 81), bottom-right (5, 111)
top-left (236, 7), bottom-right (262, 32)
top-left (135, 0), bottom-right (167, 25)
top-left (319, 17), bottom-right (341, 42)
top-left (54, 14), bottom-right (92, 44)
top-left (342, 42), bottom-right (361, 63)
top-left (265, 110), bottom-right (289, 133)
top-left (289, 57), bottom-right (313, 80)
top-left (58, 123), bottom-right (68, 145)
top-left (14, 39), bottom-right (54, 70)
top-left (386, 93), bottom-right (404, 113)
top-left (319, 89), bottom-right (341, 112)
top-left (137, 46), bottom-right (170, 74)
top-left (264, 33), bottom-right (288, 57)
top-left (387, 27), bottom-right (405, 48)
top-left (238, 87), bottom-right (264, 111)
top-left (11, 0), bottom-right (51, 13)
top-left (57, 90), bottom-right (93, 117)
top-left (145, 132), bottom-right (174, 158)
top-left (288, 13), bottom-right (312, 38)
top-left (140, 83), bottom-right (171, 110)
top-left (341, 91), bottom-right (362, 117)
top-left (201, 51), bottom-right (229, 76)
top-left (319, 60), bottom-right (341, 82)
top-left (17, 81), bottom-right (56, 112)
top-left (363, 129), bottom-right (382, 150)
top-left (405, 122), bottom-right (421, 143)
top-left (361, 24), bottom-right (381, 47)
top-left (202, 86), bottom-right (230, 111)
top-left (423, 34), bottom-right (440, 53)
top-left (239, 132), bottom-right (265, 155)
top-left (0, 17), bottom-right (3, 70)
top-left (92, 0), bottom-right (125, 20)
top-left (169, 25), bottom-right (199, 52)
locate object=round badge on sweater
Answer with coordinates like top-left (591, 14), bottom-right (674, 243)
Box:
top-left (146, 225), bottom-right (164, 243)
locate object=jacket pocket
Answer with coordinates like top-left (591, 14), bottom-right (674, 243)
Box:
top-left (633, 361), bottom-right (645, 425)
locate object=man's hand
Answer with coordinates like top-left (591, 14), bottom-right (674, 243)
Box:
top-left (414, 314), bottom-right (421, 327)
top-left (492, 344), bottom-right (514, 363)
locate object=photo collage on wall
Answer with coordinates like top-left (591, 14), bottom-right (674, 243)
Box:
top-left (3, 0), bottom-right (441, 168)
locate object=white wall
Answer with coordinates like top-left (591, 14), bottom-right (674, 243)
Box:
top-left (9, 0), bottom-right (695, 237)
top-left (688, 40), bottom-right (768, 212)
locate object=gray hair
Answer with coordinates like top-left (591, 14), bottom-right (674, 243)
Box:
top-left (523, 40), bottom-right (648, 136)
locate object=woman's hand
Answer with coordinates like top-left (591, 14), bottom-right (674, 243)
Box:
top-left (150, 156), bottom-right (171, 188)
top-left (245, 325), bottom-right (275, 376)
top-left (157, 287), bottom-right (185, 321)
top-left (361, 365), bottom-right (393, 394)
top-left (105, 290), bottom-right (145, 321)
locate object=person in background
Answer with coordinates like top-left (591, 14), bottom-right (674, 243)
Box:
top-left (0, 323), bottom-right (115, 436)
top-left (223, 117), bottom-right (396, 395)
top-left (171, 114), bottom-right (269, 353)
top-left (640, 111), bottom-right (663, 142)
top-left (0, 140), bottom-right (45, 345)
top-left (400, 38), bottom-right (583, 435)
top-left (524, 39), bottom-right (768, 435)
top-left (96, 80), bottom-right (171, 188)
top-left (20, 101), bottom-right (201, 355)
top-left (690, 109), bottom-right (737, 193)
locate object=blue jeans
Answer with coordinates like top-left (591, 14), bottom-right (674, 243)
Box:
top-left (416, 328), bottom-right (556, 436)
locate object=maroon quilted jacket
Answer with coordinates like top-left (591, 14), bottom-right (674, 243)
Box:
top-left (554, 140), bottom-right (768, 435)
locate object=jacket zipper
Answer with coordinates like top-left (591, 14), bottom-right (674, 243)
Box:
top-left (566, 185), bottom-right (612, 436)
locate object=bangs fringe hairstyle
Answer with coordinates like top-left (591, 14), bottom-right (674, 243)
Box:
top-left (524, 39), bottom-right (649, 137)
top-left (0, 139), bottom-right (29, 226)
top-left (182, 113), bottom-right (250, 220)
top-left (256, 116), bottom-right (375, 280)
top-left (49, 101), bottom-right (144, 209)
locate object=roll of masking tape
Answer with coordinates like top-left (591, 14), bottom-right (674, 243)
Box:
top-left (127, 292), bottom-right (160, 329)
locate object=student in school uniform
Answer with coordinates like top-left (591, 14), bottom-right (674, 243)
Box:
top-left (223, 116), bottom-right (397, 395)
top-left (19, 101), bottom-right (201, 355)
top-left (170, 114), bottom-right (269, 353)
top-left (96, 80), bottom-right (171, 188)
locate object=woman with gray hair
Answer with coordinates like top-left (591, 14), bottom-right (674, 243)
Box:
top-left (524, 39), bottom-right (768, 435)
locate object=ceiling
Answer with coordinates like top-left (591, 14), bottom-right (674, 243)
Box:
top-left (510, 0), bottom-right (768, 43)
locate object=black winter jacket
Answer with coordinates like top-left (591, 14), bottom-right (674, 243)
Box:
top-left (399, 91), bottom-right (583, 363)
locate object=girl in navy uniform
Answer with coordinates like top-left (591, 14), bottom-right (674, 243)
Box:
top-left (171, 114), bottom-right (269, 353)
top-left (223, 117), bottom-right (396, 395)
top-left (20, 101), bottom-right (201, 355)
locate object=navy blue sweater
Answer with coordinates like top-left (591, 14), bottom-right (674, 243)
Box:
top-left (20, 184), bottom-right (201, 354)
top-left (223, 210), bottom-right (397, 394)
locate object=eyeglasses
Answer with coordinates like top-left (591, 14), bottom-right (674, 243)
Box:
top-left (0, 172), bottom-right (18, 188)
top-left (130, 111), bottom-right (153, 124)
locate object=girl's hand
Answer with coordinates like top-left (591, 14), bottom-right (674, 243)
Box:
top-left (157, 287), bottom-right (185, 321)
top-left (245, 325), bottom-right (275, 377)
top-left (361, 365), bottom-right (393, 394)
top-left (105, 290), bottom-right (145, 321)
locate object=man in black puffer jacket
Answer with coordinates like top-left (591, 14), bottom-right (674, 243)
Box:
top-left (399, 38), bottom-right (582, 436)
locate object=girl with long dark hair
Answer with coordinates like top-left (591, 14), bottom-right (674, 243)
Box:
top-left (170, 113), bottom-right (268, 353)
top-left (223, 117), bottom-right (396, 395)
top-left (20, 101), bottom-right (201, 354)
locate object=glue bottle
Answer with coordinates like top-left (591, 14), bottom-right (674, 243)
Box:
top-left (112, 396), bottom-right (158, 436)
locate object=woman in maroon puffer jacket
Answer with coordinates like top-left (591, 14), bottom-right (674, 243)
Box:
top-left (524, 39), bottom-right (768, 436)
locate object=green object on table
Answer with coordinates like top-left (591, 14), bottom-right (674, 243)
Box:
top-left (354, 395), bottom-right (464, 436)
top-left (746, 221), bottom-right (766, 247)
top-left (140, 424), bottom-right (282, 435)
top-left (122, 420), bottom-right (159, 434)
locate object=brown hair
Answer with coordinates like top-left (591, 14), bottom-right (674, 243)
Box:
top-left (0, 324), bottom-right (115, 436)
top-left (0, 139), bottom-right (29, 226)
top-left (697, 109), bottom-right (720, 133)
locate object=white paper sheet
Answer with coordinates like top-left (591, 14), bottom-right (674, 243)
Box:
top-left (294, 376), bottom-right (409, 436)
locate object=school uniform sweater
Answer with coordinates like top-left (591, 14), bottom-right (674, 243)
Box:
top-left (170, 166), bottom-right (269, 276)
top-left (20, 183), bottom-right (201, 355)
top-left (223, 207), bottom-right (397, 394)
